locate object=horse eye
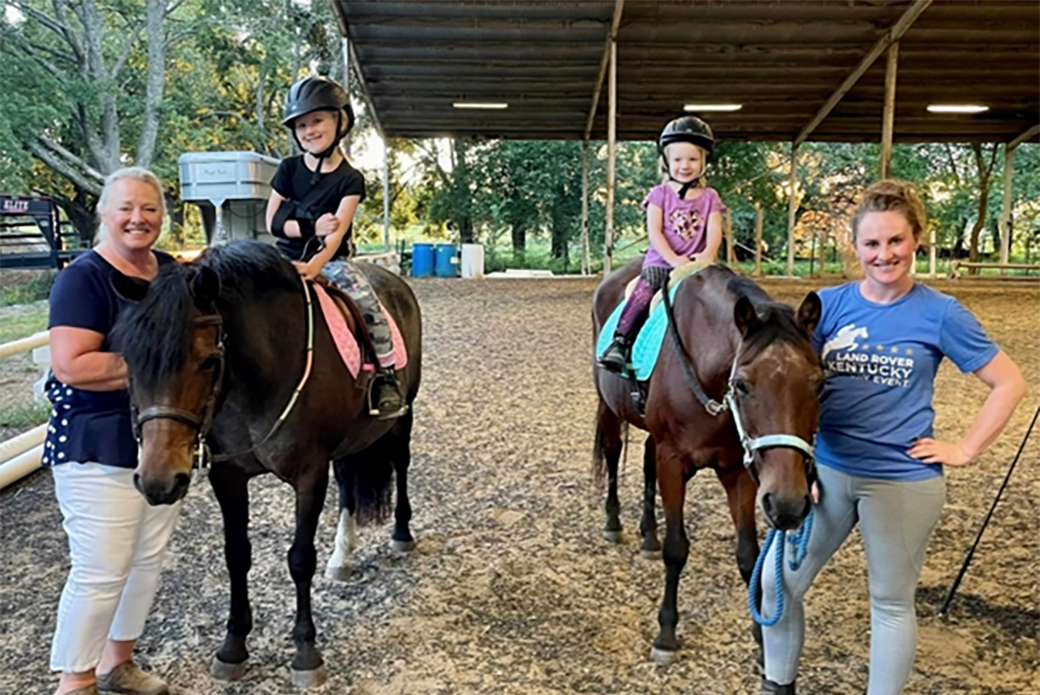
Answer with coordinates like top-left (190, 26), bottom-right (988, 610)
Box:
top-left (734, 379), bottom-right (751, 397)
top-left (199, 356), bottom-right (220, 371)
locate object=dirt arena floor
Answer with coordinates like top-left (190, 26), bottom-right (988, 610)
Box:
top-left (1, 275), bottom-right (1037, 695)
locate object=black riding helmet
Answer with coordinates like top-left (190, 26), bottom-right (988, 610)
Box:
top-left (658, 115), bottom-right (715, 158)
top-left (658, 116), bottom-right (715, 199)
top-left (283, 76), bottom-right (356, 182)
top-left (283, 76), bottom-right (355, 132)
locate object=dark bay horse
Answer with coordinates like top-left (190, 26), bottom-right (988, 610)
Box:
top-left (592, 261), bottom-right (822, 663)
top-left (112, 241), bottom-right (421, 688)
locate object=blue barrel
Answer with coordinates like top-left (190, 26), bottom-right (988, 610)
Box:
top-left (411, 243), bottom-right (434, 277)
top-left (435, 243), bottom-right (458, 278)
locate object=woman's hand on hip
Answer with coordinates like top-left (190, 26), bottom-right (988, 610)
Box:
top-left (908, 437), bottom-right (972, 466)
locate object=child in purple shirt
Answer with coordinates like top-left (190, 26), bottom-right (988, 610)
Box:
top-left (599, 115), bottom-right (725, 373)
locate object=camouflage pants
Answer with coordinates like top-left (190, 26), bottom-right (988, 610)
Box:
top-left (321, 260), bottom-right (394, 365)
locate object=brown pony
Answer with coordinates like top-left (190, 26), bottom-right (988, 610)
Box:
top-left (112, 241), bottom-right (421, 688)
top-left (592, 261), bottom-right (822, 663)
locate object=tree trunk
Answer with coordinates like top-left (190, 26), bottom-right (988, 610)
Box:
top-left (135, 0), bottom-right (167, 167)
top-left (511, 222), bottom-right (526, 260)
top-left (967, 144), bottom-right (999, 273)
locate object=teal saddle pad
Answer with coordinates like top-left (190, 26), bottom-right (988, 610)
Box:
top-left (596, 282), bottom-right (682, 382)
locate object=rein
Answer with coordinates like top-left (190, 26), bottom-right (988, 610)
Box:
top-left (131, 273), bottom-right (315, 470)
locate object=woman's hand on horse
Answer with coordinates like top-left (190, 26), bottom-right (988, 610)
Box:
top-left (315, 213), bottom-right (339, 237)
top-left (907, 437), bottom-right (972, 466)
top-left (292, 260), bottom-right (323, 281)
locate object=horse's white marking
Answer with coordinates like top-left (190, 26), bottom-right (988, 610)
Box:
top-left (326, 510), bottom-right (357, 574)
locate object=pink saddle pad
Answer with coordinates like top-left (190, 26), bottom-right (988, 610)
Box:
top-left (312, 283), bottom-right (408, 379)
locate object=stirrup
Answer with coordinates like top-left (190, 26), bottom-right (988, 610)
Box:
top-left (598, 336), bottom-right (631, 374)
top-left (369, 368), bottom-right (408, 420)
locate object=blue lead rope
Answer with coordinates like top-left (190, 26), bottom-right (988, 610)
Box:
top-left (748, 509), bottom-right (815, 627)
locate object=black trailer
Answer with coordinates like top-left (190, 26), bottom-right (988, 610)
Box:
top-left (0, 195), bottom-right (88, 269)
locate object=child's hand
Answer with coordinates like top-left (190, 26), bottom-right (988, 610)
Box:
top-left (315, 213), bottom-right (339, 237)
top-left (292, 260), bottom-right (323, 281)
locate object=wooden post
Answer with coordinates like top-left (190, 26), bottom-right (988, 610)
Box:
top-left (382, 138), bottom-right (391, 251)
top-left (787, 142), bottom-right (799, 277)
top-left (724, 208), bottom-right (735, 265)
top-left (604, 39), bottom-right (617, 275)
top-left (754, 202), bottom-right (764, 277)
top-left (880, 42), bottom-right (899, 180)
top-left (929, 226), bottom-right (937, 277)
top-left (1000, 144), bottom-right (1016, 272)
top-left (341, 37), bottom-right (352, 157)
top-left (581, 140), bottom-right (590, 276)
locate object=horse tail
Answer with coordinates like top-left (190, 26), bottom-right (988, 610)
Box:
top-left (592, 398), bottom-right (626, 486)
top-left (335, 439), bottom-right (395, 526)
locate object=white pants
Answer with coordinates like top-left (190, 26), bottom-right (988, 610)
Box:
top-left (50, 462), bottom-right (182, 672)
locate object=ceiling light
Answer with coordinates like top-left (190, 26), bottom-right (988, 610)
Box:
top-left (684, 103), bottom-right (742, 112)
top-left (453, 102), bottom-right (508, 110)
top-left (927, 104), bottom-right (989, 114)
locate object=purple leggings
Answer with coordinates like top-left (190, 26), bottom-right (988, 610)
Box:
top-left (616, 265), bottom-right (671, 337)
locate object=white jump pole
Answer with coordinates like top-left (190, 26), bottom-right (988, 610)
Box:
top-left (0, 331), bottom-right (49, 359)
top-left (0, 443), bottom-right (44, 489)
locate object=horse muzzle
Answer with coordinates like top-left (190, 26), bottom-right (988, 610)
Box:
top-left (760, 491), bottom-right (812, 531)
top-left (133, 468), bottom-right (191, 506)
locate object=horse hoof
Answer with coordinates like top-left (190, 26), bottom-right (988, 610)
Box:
top-left (391, 538), bottom-right (416, 552)
top-left (602, 529), bottom-right (623, 543)
top-left (325, 564), bottom-right (352, 581)
top-left (291, 665), bottom-right (328, 689)
top-left (210, 656), bottom-right (248, 681)
top-left (639, 548), bottom-right (662, 560)
top-left (650, 646), bottom-right (678, 665)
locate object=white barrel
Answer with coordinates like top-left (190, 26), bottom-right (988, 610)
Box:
top-left (461, 243), bottom-right (485, 279)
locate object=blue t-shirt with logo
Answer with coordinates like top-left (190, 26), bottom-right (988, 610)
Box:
top-left (43, 250), bottom-right (175, 469)
top-left (812, 282), bottom-right (998, 481)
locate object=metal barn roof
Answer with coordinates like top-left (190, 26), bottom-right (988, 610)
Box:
top-left (331, 0), bottom-right (1040, 143)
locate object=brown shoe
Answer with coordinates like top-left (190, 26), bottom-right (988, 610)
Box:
top-left (96, 661), bottom-right (168, 695)
top-left (59, 686), bottom-right (99, 695)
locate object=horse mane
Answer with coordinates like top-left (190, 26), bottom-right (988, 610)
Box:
top-left (725, 274), bottom-right (806, 360)
top-left (115, 241), bottom-right (299, 391)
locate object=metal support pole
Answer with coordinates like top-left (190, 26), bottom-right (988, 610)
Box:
top-left (604, 39), bottom-right (617, 275)
top-left (754, 202), bottom-right (764, 277)
top-left (880, 42), bottom-right (899, 180)
top-left (999, 144), bottom-right (1016, 271)
top-left (787, 142), bottom-right (799, 277)
top-left (341, 38), bottom-right (352, 157)
top-left (581, 140), bottom-right (591, 276)
top-left (383, 137), bottom-right (391, 252)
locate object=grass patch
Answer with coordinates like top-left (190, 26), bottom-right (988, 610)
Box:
top-left (0, 308), bottom-right (48, 343)
top-left (0, 402), bottom-right (50, 428)
top-left (1, 273), bottom-right (54, 307)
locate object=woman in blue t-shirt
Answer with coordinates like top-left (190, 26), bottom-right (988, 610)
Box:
top-left (755, 180), bottom-right (1026, 695)
top-left (45, 168), bottom-right (180, 695)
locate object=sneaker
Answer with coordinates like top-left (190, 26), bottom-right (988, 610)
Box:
top-left (757, 679), bottom-right (796, 695)
top-left (96, 661), bottom-right (168, 695)
top-left (370, 368), bottom-right (408, 420)
top-left (598, 335), bottom-right (631, 374)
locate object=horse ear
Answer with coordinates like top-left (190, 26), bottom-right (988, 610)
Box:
top-left (111, 270), bottom-right (150, 303)
top-left (190, 266), bottom-right (220, 309)
top-left (733, 296), bottom-right (761, 338)
top-left (797, 292), bottom-right (822, 336)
